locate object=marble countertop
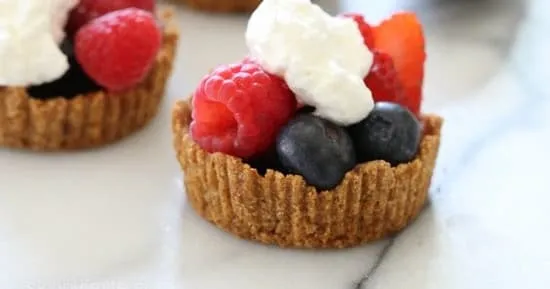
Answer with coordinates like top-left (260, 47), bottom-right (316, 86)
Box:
top-left (1, 0), bottom-right (549, 288)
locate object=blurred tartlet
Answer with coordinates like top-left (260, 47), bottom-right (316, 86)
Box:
top-left (179, 0), bottom-right (261, 13)
top-left (0, 1), bottom-right (179, 151)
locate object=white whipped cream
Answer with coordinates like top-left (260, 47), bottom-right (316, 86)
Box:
top-left (246, 0), bottom-right (374, 126)
top-left (0, 0), bottom-right (79, 86)
top-left (51, 0), bottom-right (80, 44)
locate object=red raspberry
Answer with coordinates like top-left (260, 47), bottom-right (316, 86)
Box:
top-left (243, 56), bottom-right (304, 110)
top-left (67, 0), bottom-right (155, 35)
top-left (340, 13), bottom-right (375, 50)
top-left (191, 62), bottom-right (297, 159)
top-left (242, 56), bottom-right (305, 110)
top-left (242, 55), bottom-right (257, 64)
top-left (364, 51), bottom-right (406, 104)
top-left (75, 8), bottom-right (162, 92)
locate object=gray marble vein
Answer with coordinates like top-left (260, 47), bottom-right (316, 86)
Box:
top-left (353, 238), bottom-right (395, 289)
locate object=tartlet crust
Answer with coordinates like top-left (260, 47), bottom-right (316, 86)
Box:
top-left (178, 0), bottom-right (261, 13)
top-left (173, 100), bottom-right (443, 249)
top-left (0, 8), bottom-right (179, 151)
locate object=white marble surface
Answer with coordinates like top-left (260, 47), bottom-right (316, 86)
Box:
top-left (1, 0), bottom-right (549, 288)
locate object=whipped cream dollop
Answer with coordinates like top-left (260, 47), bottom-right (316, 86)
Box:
top-left (0, 0), bottom-right (79, 86)
top-left (51, 0), bottom-right (80, 43)
top-left (246, 0), bottom-right (374, 126)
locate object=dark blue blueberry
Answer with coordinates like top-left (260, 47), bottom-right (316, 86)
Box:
top-left (27, 39), bottom-right (101, 100)
top-left (348, 102), bottom-right (421, 166)
top-left (296, 105), bottom-right (315, 114)
top-left (245, 146), bottom-right (287, 176)
top-left (276, 113), bottom-right (356, 191)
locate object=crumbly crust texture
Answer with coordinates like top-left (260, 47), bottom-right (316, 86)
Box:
top-left (178, 0), bottom-right (260, 13)
top-left (0, 8), bottom-right (179, 151)
top-left (172, 100), bottom-right (443, 249)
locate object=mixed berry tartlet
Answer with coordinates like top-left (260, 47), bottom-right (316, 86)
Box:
top-left (173, 0), bottom-right (443, 248)
top-left (0, 0), bottom-right (179, 151)
top-left (179, 0), bottom-right (260, 13)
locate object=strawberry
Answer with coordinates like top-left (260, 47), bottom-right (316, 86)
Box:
top-left (364, 51), bottom-right (405, 104)
top-left (340, 13), bottom-right (375, 50)
top-left (372, 12), bottom-right (426, 115)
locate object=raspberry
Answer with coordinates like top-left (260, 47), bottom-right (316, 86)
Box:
top-left (243, 56), bottom-right (304, 111)
top-left (340, 13), bottom-right (375, 50)
top-left (191, 62), bottom-right (297, 159)
top-left (75, 8), bottom-right (162, 92)
top-left (373, 12), bottom-right (426, 115)
top-left (242, 55), bottom-right (257, 64)
top-left (67, 0), bottom-right (155, 35)
top-left (364, 51), bottom-right (405, 105)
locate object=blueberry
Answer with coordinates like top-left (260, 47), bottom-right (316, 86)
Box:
top-left (348, 102), bottom-right (421, 166)
top-left (276, 113), bottom-right (356, 191)
top-left (27, 39), bottom-right (101, 100)
top-left (296, 105), bottom-right (315, 114)
top-left (246, 146), bottom-right (287, 176)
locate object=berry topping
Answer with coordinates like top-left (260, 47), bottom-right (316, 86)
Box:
top-left (373, 12), bottom-right (426, 115)
top-left (348, 102), bottom-right (421, 166)
top-left (364, 50), bottom-right (405, 104)
top-left (340, 13), bottom-right (375, 49)
top-left (242, 55), bottom-right (258, 64)
top-left (276, 114), bottom-right (356, 191)
top-left (246, 146), bottom-right (286, 176)
top-left (67, 0), bottom-right (155, 34)
top-left (74, 8), bottom-right (162, 92)
top-left (191, 61), bottom-right (297, 159)
top-left (27, 39), bottom-right (101, 100)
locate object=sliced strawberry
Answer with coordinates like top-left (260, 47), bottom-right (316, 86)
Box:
top-left (364, 51), bottom-right (405, 104)
top-left (373, 12), bottom-right (426, 115)
top-left (340, 13), bottom-right (375, 50)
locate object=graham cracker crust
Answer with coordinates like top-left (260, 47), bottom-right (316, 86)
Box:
top-left (0, 8), bottom-right (179, 151)
top-left (173, 100), bottom-right (443, 249)
top-left (178, 0), bottom-right (260, 13)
